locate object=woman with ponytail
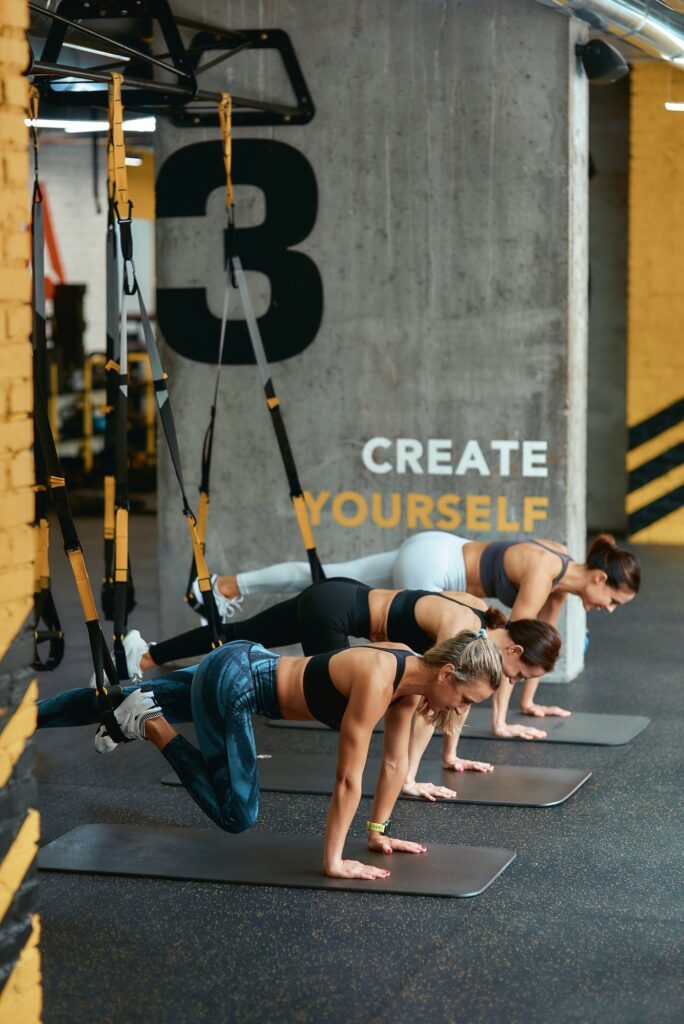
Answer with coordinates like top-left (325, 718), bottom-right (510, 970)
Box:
top-left (38, 632), bottom-right (502, 880)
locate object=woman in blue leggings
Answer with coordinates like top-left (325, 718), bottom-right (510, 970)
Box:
top-left (38, 633), bottom-right (502, 880)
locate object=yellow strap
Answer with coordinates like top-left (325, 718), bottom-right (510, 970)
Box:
top-left (217, 92), bottom-right (234, 210)
top-left (104, 358), bottom-right (120, 373)
top-left (49, 475), bottom-right (65, 489)
top-left (103, 476), bottom-right (115, 540)
top-left (292, 494), bottom-right (316, 551)
top-left (38, 518), bottom-right (49, 581)
top-left (108, 73), bottom-right (131, 218)
top-left (196, 490), bottom-right (209, 547)
top-left (29, 85), bottom-right (39, 125)
top-left (186, 517), bottom-right (212, 590)
top-left (266, 396), bottom-right (280, 410)
top-left (67, 549), bottom-right (98, 621)
top-left (114, 507), bottom-right (129, 583)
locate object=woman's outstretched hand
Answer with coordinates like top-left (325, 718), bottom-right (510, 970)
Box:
top-left (443, 757), bottom-right (494, 773)
top-left (521, 703), bottom-right (571, 718)
top-left (493, 722), bottom-right (547, 740)
top-left (402, 780), bottom-right (458, 801)
top-left (367, 834), bottom-right (428, 856)
top-left (325, 859), bottom-right (392, 880)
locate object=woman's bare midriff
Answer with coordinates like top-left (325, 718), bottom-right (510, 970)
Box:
top-left (367, 588), bottom-right (486, 643)
top-left (462, 538), bottom-right (569, 598)
top-left (275, 655), bottom-right (313, 721)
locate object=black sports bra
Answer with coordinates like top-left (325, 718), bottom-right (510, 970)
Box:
top-left (386, 591), bottom-right (487, 655)
top-left (302, 645), bottom-right (410, 731)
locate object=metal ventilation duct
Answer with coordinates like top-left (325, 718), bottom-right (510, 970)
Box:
top-left (536, 0), bottom-right (684, 64)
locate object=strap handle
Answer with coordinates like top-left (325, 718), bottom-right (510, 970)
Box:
top-left (217, 92), bottom-right (234, 211)
top-left (107, 73), bottom-right (132, 220)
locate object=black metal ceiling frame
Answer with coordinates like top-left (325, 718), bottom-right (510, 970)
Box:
top-left (27, 0), bottom-right (315, 127)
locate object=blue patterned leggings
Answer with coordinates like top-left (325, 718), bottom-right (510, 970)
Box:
top-left (37, 641), bottom-right (283, 833)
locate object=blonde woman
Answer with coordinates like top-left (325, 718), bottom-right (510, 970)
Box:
top-left (37, 633), bottom-right (502, 880)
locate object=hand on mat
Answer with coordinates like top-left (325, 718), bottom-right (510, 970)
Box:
top-left (521, 703), bottom-right (571, 718)
top-left (402, 781), bottom-right (458, 801)
top-left (326, 859), bottom-right (392, 881)
top-left (493, 722), bottom-right (547, 740)
top-left (443, 757), bottom-right (494, 773)
top-left (367, 834), bottom-right (428, 856)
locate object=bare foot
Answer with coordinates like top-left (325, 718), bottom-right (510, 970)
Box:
top-left (521, 703), bottom-right (571, 718)
top-left (217, 574), bottom-right (241, 599)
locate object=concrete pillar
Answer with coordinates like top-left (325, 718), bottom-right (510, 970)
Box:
top-left (155, 0), bottom-right (588, 680)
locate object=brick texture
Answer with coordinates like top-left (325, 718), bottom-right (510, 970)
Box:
top-left (0, 4), bottom-right (42, 1019)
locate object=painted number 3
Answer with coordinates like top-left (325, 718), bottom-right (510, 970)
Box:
top-left (156, 139), bottom-right (323, 364)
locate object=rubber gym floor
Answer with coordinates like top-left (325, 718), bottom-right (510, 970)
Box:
top-left (35, 518), bottom-right (683, 1024)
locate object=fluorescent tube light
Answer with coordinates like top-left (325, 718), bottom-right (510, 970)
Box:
top-left (25, 116), bottom-right (156, 133)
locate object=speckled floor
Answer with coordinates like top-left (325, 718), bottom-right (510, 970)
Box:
top-left (35, 519), bottom-right (684, 1024)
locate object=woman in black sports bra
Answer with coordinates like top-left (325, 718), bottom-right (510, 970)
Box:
top-left (37, 632), bottom-right (502, 882)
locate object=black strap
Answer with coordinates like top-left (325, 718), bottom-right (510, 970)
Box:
top-left (230, 253), bottom-right (325, 583)
top-left (31, 359), bottom-right (126, 742)
top-left (116, 227), bottom-right (222, 649)
top-left (101, 203), bottom-right (135, 621)
top-left (30, 161), bottom-right (65, 670)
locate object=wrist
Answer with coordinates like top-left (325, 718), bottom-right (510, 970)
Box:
top-left (366, 818), bottom-right (392, 835)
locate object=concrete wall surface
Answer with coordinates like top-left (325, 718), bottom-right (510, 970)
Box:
top-left (155, 0), bottom-right (588, 679)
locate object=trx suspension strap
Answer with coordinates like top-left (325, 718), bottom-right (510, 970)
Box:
top-left (184, 93), bottom-right (235, 611)
top-left (29, 87), bottom-right (64, 671)
top-left (107, 73), bottom-right (137, 677)
top-left (221, 94), bottom-right (325, 583)
top-left (28, 95), bottom-right (126, 743)
top-left (108, 75), bottom-right (222, 651)
top-left (101, 167), bottom-right (135, 621)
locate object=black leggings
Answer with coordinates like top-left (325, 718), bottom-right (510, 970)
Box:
top-left (149, 578), bottom-right (371, 665)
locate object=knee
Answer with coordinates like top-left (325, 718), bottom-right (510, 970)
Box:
top-left (218, 803), bottom-right (258, 834)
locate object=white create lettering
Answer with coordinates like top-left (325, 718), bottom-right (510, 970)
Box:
top-left (396, 438), bottom-right (424, 474)
top-left (454, 440), bottom-right (490, 477)
top-left (522, 440), bottom-right (548, 477)
top-left (362, 437), bottom-right (392, 474)
top-left (490, 440), bottom-right (519, 476)
top-left (427, 439), bottom-right (453, 475)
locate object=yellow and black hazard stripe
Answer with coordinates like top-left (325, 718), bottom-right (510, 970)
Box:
top-left (0, 661), bottom-right (42, 1020)
top-left (627, 396), bottom-right (684, 538)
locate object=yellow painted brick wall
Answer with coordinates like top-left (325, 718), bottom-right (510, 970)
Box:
top-left (0, 0), bottom-right (34, 656)
top-left (627, 64), bottom-right (684, 542)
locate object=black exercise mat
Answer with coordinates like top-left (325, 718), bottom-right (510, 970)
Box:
top-left (461, 708), bottom-right (650, 745)
top-left (161, 756), bottom-right (591, 807)
top-left (267, 709), bottom-right (649, 745)
top-left (38, 824), bottom-right (515, 898)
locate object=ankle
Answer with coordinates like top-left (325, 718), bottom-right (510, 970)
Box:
top-left (143, 715), bottom-right (176, 750)
top-left (140, 651), bottom-right (155, 671)
top-left (217, 575), bottom-right (241, 599)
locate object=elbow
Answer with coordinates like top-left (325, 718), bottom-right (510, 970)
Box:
top-left (380, 756), bottom-right (408, 776)
top-left (334, 774), bottom-right (362, 797)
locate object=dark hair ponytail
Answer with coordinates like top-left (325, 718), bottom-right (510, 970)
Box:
top-left (586, 533), bottom-right (641, 593)
top-left (483, 606), bottom-right (507, 629)
top-left (507, 619), bottom-right (561, 672)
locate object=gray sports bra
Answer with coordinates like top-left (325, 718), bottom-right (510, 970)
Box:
top-left (479, 540), bottom-right (571, 608)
